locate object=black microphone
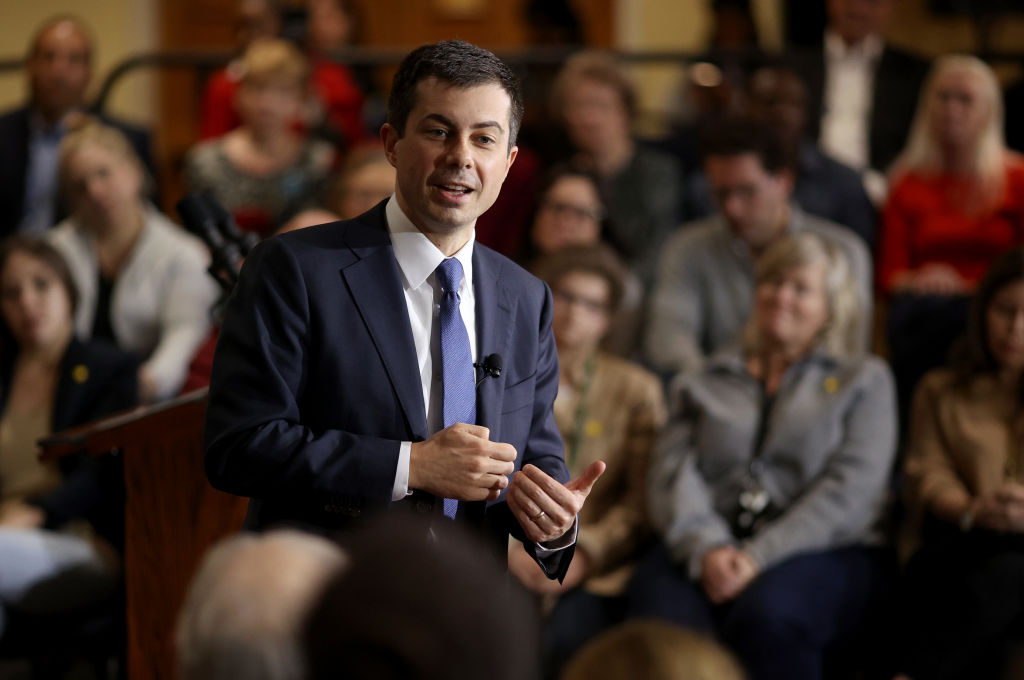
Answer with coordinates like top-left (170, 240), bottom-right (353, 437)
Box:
top-left (176, 193), bottom-right (241, 293)
top-left (203, 191), bottom-right (260, 258)
top-left (474, 353), bottom-right (503, 386)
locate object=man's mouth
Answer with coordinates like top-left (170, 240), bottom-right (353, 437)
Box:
top-left (435, 183), bottom-right (473, 195)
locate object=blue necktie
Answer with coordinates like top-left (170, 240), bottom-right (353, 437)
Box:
top-left (436, 258), bottom-right (476, 519)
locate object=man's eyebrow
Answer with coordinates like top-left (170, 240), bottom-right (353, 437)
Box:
top-left (423, 113), bottom-right (504, 133)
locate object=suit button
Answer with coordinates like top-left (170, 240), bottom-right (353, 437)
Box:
top-left (415, 501), bottom-right (431, 513)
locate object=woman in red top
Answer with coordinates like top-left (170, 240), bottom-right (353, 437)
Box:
top-left (880, 55), bottom-right (1024, 295)
top-left (881, 55), bottom-right (1024, 427)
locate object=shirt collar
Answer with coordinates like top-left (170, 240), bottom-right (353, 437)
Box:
top-left (385, 195), bottom-right (475, 291)
top-left (824, 29), bottom-right (883, 62)
top-left (28, 109), bottom-right (70, 138)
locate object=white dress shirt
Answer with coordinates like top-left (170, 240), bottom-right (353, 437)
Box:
top-left (384, 197), bottom-right (576, 553)
top-left (821, 30), bottom-right (889, 204)
top-left (820, 30), bottom-right (883, 172)
top-left (386, 196), bottom-right (477, 500)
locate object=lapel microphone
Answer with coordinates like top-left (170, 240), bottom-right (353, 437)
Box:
top-left (474, 353), bottom-right (503, 387)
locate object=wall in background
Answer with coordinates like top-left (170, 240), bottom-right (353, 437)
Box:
top-left (0, 0), bottom-right (157, 124)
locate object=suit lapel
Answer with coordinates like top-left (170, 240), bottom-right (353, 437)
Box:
top-left (473, 247), bottom-right (516, 440)
top-left (340, 210), bottom-right (428, 440)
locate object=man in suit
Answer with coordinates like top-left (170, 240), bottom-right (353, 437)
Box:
top-left (795, 0), bottom-right (929, 203)
top-left (0, 15), bottom-right (156, 238)
top-left (204, 40), bottom-right (604, 581)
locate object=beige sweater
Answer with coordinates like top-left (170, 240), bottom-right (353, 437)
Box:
top-left (554, 352), bottom-right (666, 596)
top-left (903, 369), bottom-right (1024, 554)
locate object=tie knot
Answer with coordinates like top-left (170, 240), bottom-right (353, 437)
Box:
top-left (436, 258), bottom-right (464, 294)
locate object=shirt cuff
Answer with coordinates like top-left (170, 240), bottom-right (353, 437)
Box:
top-left (392, 441), bottom-right (412, 501)
top-left (534, 515), bottom-right (578, 555)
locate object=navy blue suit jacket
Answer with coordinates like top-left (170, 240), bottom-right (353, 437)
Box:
top-left (204, 201), bottom-right (573, 576)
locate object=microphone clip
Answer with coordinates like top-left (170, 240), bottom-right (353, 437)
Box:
top-left (474, 353), bottom-right (503, 387)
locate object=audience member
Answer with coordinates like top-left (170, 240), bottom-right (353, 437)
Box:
top-left (630, 233), bottom-right (897, 679)
top-left (561, 620), bottom-right (747, 680)
top-left (303, 515), bottom-right (539, 680)
top-left (796, 0), bottom-right (929, 203)
top-left (176, 529), bottom-right (346, 680)
top-left (687, 64), bottom-right (876, 246)
top-left (277, 144), bottom-right (395, 234)
top-left (880, 55), bottom-right (1024, 426)
top-left (199, 0), bottom-right (368, 150)
top-left (49, 121), bottom-right (219, 402)
top-left (301, 0), bottom-right (369, 149)
top-left (896, 247), bottom-right (1024, 680)
top-left (0, 235), bottom-right (138, 640)
top-left (0, 15), bottom-right (156, 238)
top-left (186, 39), bottom-right (335, 237)
top-left (525, 166), bottom-right (644, 357)
top-left (645, 118), bottom-right (871, 377)
top-left (198, 0), bottom-right (284, 140)
top-left (552, 51), bottom-right (682, 287)
top-left (513, 245), bottom-right (666, 675)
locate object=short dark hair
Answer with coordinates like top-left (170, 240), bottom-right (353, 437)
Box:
top-left (302, 515), bottom-right (538, 680)
top-left (0, 235), bottom-right (79, 316)
top-left (386, 40), bottom-right (524, 152)
top-left (950, 246), bottom-right (1024, 401)
top-left (698, 116), bottom-right (795, 174)
top-left (532, 243), bottom-right (628, 314)
top-left (0, 235), bottom-right (79, 354)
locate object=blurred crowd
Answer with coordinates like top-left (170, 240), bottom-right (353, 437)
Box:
top-left (0, 0), bottom-right (1023, 679)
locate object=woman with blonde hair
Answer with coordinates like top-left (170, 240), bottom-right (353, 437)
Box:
top-left (880, 56), bottom-right (1024, 421)
top-left (50, 120), bottom-right (219, 402)
top-left (629, 233), bottom-right (898, 679)
top-left (186, 38), bottom-right (335, 237)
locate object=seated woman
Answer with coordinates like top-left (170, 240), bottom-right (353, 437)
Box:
top-left (508, 244), bottom-right (666, 676)
top-left (50, 120), bottom-right (220, 403)
top-left (896, 247), bottom-right (1024, 680)
top-left (186, 38), bottom-right (335, 237)
top-left (551, 51), bottom-right (682, 288)
top-left (524, 166), bottom-right (644, 357)
top-left (880, 55), bottom-right (1024, 422)
top-left (629, 233), bottom-right (897, 679)
top-left (277, 144), bottom-right (395, 234)
top-left (0, 236), bottom-right (138, 639)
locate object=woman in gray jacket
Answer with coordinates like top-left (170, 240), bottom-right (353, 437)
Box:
top-left (629, 233), bottom-right (898, 680)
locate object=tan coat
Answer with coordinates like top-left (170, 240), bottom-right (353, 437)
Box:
top-left (903, 369), bottom-right (1024, 555)
top-left (555, 352), bottom-right (666, 596)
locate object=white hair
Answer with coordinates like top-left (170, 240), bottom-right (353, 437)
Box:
top-left (176, 530), bottom-right (347, 680)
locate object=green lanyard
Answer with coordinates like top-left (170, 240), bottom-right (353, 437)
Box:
top-left (567, 354), bottom-right (598, 471)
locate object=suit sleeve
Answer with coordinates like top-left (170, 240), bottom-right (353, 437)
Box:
top-left (204, 237), bottom-right (402, 506)
top-left (494, 282), bottom-right (575, 579)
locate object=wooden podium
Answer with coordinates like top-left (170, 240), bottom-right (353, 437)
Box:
top-left (39, 388), bottom-right (248, 679)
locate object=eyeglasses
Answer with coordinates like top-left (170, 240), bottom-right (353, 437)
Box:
top-left (539, 200), bottom-right (604, 223)
top-left (553, 287), bottom-right (610, 315)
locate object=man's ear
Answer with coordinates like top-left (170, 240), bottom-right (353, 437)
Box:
top-left (381, 123), bottom-right (400, 168)
top-left (504, 145), bottom-right (519, 180)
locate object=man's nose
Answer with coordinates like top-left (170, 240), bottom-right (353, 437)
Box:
top-left (444, 136), bottom-right (473, 169)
